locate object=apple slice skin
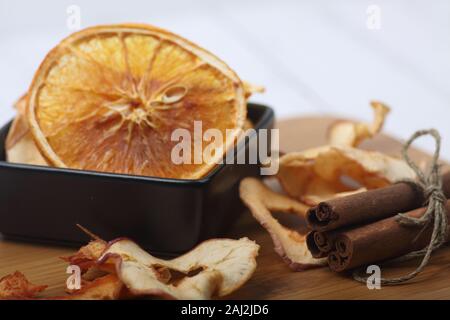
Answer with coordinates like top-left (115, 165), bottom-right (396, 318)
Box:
top-left (98, 237), bottom-right (259, 300)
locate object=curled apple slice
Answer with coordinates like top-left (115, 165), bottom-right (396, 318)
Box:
top-left (0, 271), bottom-right (47, 300)
top-left (240, 177), bottom-right (326, 270)
top-left (5, 96), bottom-right (47, 166)
top-left (277, 102), bottom-right (415, 206)
top-left (98, 237), bottom-right (259, 300)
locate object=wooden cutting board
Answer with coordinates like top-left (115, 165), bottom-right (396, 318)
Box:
top-left (1, 116), bottom-right (449, 300)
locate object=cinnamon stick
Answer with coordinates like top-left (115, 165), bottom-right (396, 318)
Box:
top-left (307, 172), bottom-right (450, 232)
top-left (327, 200), bottom-right (450, 272)
top-left (306, 230), bottom-right (340, 258)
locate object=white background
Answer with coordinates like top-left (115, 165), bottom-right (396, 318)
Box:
top-left (0, 0), bottom-right (449, 158)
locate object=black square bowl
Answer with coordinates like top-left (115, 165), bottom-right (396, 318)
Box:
top-left (0, 103), bottom-right (274, 255)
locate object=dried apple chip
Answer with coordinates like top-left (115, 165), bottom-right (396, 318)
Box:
top-left (240, 102), bottom-right (416, 271)
top-left (98, 237), bottom-right (259, 300)
top-left (239, 177), bottom-right (326, 270)
top-left (0, 271), bottom-right (124, 300)
top-left (243, 81), bottom-right (265, 98)
top-left (276, 102), bottom-right (415, 205)
top-left (6, 131), bottom-right (47, 166)
top-left (57, 274), bottom-right (125, 300)
top-left (0, 271), bottom-right (47, 300)
top-left (6, 96), bottom-right (47, 166)
top-left (5, 96), bottom-right (28, 149)
top-left (327, 101), bottom-right (390, 147)
top-left (278, 145), bottom-right (416, 205)
top-left (2, 234), bottom-right (258, 300)
top-left (61, 239), bottom-right (107, 272)
top-left (301, 188), bottom-right (366, 207)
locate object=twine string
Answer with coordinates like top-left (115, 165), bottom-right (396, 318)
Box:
top-left (353, 129), bottom-right (447, 285)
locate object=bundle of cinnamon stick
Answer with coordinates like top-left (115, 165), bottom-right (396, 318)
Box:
top-left (306, 172), bottom-right (450, 272)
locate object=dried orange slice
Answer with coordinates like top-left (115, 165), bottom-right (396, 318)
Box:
top-left (27, 24), bottom-right (247, 179)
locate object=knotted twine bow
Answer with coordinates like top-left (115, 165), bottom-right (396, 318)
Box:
top-left (354, 129), bottom-right (448, 285)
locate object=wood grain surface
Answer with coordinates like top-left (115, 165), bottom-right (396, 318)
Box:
top-left (1, 116), bottom-right (449, 300)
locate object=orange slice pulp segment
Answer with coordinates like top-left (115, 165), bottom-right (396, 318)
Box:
top-left (27, 24), bottom-right (247, 179)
